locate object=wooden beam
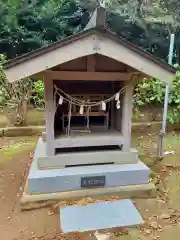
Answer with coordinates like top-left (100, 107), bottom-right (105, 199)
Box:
top-left (44, 70), bottom-right (135, 81)
top-left (84, 7), bottom-right (106, 31)
top-left (99, 37), bottom-right (175, 85)
top-left (87, 55), bottom-right (96, 72)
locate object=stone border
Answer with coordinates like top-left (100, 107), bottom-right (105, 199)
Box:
top-left (0, 126), bottom-right (45, 137)
top-left (0, 122), bottom-right (179, 137)
top-left (20, 182), bottom-right (156, 205)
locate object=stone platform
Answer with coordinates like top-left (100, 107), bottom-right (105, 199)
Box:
top-left (26, 138), bottom-right (150, 194)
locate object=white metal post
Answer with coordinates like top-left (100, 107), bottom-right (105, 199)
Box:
top-left (158, 33), bottom-right (175, 157)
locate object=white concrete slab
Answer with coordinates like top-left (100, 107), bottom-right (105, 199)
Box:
top-left (60, 200), bottom-right (144, 233)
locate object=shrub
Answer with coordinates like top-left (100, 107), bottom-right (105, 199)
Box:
top-left (31, 80), bottom-right (45, 108)
top-left (133, 68), bottom-right (180, 124)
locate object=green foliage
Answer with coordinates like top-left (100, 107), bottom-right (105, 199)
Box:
top-left (1, 0), bottom-right (180, 63)
top-left (133, 78), bottom-right (165, 106)
top-left (0, 0), bottom-right (83, 58)
top-left (31, 80), bottom-right (45, 108)
top-left (167, 70), bottom-right (180, 124)
top-left (167, 107), bottom-right (180, 124)
top-left (133, 68), bottom-right (180, 124)
top-left (34, 80), bottom-right (44, 99)
top-left (168, 71), bottom-right (180, 105)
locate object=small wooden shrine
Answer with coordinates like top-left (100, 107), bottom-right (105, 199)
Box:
top-left (3, 7), bottom-right (176, 200)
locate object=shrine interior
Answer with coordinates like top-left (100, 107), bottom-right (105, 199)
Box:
top-left (54, 80), bottom-right (124, 137)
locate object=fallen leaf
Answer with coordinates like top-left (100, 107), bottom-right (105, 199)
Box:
top-left (157, 225), bottom-right (164, 232)
top-left (153, 236), bottom-right (160, 240)
top-left (159, 213), bottom-right (170, 220)
top-left (94, 232), bottom-right (112, 240)
top-left (143, 229), bottom-right (152, 235)
top-left (48, 211), bottom-right (54, 216)
top-left (156, 199), bottom-right (165, 204)
top-left (149, 221), bottom-right (158, 229)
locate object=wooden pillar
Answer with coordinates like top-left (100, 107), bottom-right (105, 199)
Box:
top-left (44, 76), bottom-right (55, 156)
top-left (122, 82), bottom-right (133, 152)
top-left (110, 82), bottom-right (115, 129)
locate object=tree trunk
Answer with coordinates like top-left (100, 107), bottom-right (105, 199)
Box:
top-left (16, 101), bottom-right (28, 125)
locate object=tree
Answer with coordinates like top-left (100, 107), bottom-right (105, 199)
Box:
top-left (0, 53), bottom-right (33, 125)
top-left (0, 0), bottom-right (84, 58)
top-left (1, 0), bottom-right (180, 63)
top-left (77, 0), bottom-right (180, 63)
top-left (106, 0), bottom-right (180, 63)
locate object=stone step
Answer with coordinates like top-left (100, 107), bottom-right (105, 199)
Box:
top-left (27, 156), bottom-right (150, 194)
top-left (60, 199), bottom-right (144, 233)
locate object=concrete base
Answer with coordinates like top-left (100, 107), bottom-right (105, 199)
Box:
top-left (21, 183), bottom-right (156, 207)
top-left (27, 138), bottom-right (150, 194)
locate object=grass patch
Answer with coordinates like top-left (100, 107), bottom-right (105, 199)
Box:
top-left (0, 108), bottom-right (45, 128)
top-left (162, 132), bottom-right (180, 165)
top-left (25, 108), bottom-right (45, 126)
top-left (0, 141), bottom-right (36, 166)
top-left (132, 131), bottom-right (180, 164)
top-left (0, 112), bottom-right (11, 127)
